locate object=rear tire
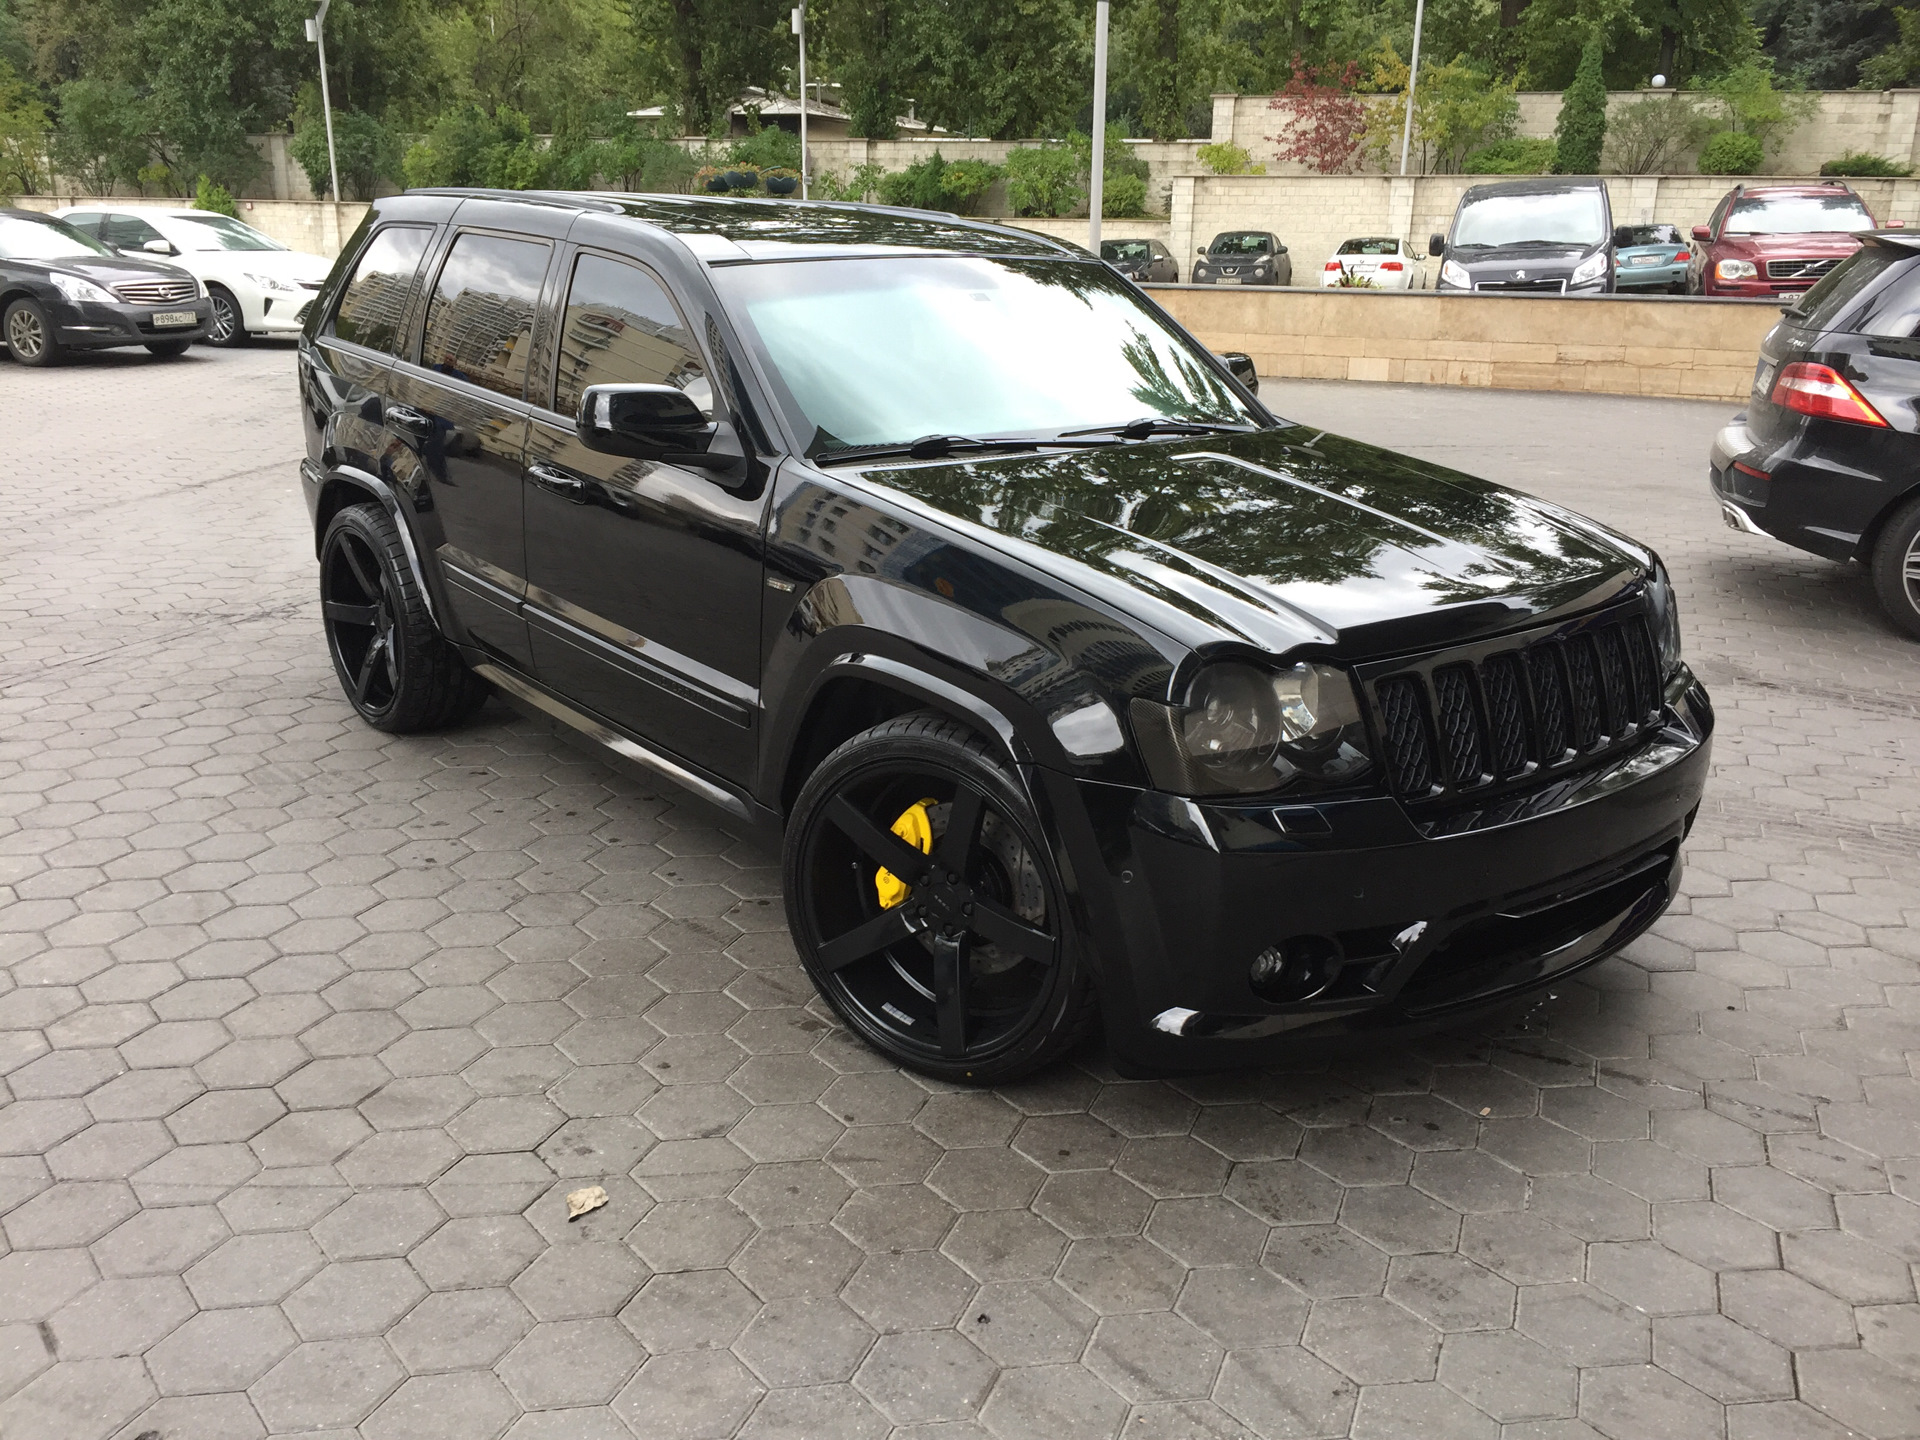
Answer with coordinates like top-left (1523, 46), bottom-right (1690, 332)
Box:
top-left (320, 503), bottom-right (490, 731)
top-left (783, 712), bottom-right (1098, 1083)
top-left (4, 298), bottom-right (61, 367)
top-left (1869, 494), bottom-right (1920, 641)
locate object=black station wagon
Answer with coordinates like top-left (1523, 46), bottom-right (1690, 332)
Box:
top-left (297, 191), bottom-right (1712, 1082)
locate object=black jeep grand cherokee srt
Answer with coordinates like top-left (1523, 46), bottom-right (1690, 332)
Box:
top-left (297, 190), bottom-right (1712, 1081)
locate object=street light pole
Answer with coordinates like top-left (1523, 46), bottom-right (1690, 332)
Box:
top-left (1397, 0), bottom-right (1426, 177)
top-left (305, 0), bottom-right (341, 202)
top-left (1089, 0), bottom-right (1109, 253)
top-left (792, 4), bottom-right (808, 200)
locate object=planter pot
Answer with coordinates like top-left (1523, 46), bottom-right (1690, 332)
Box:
top-left (765, 175), bottom-right (798, 196)
top-left (705, 176), bottom-right (730, 192)
top-left (724, 170), bottom-right (757, 190)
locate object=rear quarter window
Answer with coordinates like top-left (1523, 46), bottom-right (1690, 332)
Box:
top-left (1786, 245), bottom-right (1913, 334)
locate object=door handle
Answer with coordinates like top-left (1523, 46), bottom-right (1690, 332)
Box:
top-left (384, 403), bottom-right (432, 435)
top-left (528, 462), bottom-right (589, 501)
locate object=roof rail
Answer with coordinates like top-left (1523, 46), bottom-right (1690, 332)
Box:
top-left (407, 187), bottom-right (626, 215)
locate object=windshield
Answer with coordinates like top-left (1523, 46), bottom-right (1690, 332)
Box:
top-left (1727, 194), bottom-right (1874, 236)
top-left (171, 212), bottom-right (285, 251)
top-left (1452, 189), bottom-right (1607, 249)
top-left (714, 255), bottom-right (1257, 458)
top-left (1102, 241), bottom-right (1152, 262)
top-left (0, 212), bottom-right (113, 261)
top-left (1337, 237), bottom-right (1399, 255)
top-left (1619, 225), bottom-right (1681, 247)
top-left (1209, 233), bottom-right (1270, 255)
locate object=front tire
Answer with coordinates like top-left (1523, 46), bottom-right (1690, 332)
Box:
top-left (1870, 494), bottom-right (1920, 641)
top-left (320, 503), bottom-right (489, 731)
top-left (146, 339), bottom-right (191, 357)
top-left (4, 298), bottom-right (61, 367)
top-left (783, 713), bottom-right (1098, 1083)
top-left (205, 285), bottom-right (245, 347)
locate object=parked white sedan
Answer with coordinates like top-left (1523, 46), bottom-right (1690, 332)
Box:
top-left (54, 205), bottom-right (330, 346)
top-left (1321, 236), bottom-right (1427, 290)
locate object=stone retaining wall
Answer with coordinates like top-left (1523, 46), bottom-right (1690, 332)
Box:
top-left (13, 194), bottom-right (368, 258)
top-left (1149, 284), bottom-right (1779, 400)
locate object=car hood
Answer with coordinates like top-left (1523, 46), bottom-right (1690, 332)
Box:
top-left (1453, 243), bottom-right (1593, 272)
top-left (12, 254), bottom-right (196, 287)
top-left (856, 426), bottom-right (1645, 658)
top-left (174, 247), bottom-right (331, 279)
top-left (1719, 232), bottom-right (1866, 257)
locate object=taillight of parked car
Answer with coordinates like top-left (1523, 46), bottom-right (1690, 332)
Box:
top-left (1674, 250), bottom-right (1690, 263)
top-left (1769, 362), bottom-right (1889, 427)
top-left (1380, 261), bottom-right (1403, 272)
top-left (1325, 261), bottom-right (1342, 273)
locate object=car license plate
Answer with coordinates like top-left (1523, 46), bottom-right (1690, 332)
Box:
top-left (1779, 292), bottom-right (1805, 303)
top-left (1217, 277), bottom-right (1242, 285)
top-left (152, 311), bottom-right (198, 327)
top-left (1629, 254), bottom-right (1660, 266)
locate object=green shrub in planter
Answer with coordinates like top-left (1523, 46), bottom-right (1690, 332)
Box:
top-left (1699, 131), bottom-right (1764, 175)
top-left (1820, 151), bottom-right (1913, 177)
top-left (1465, 137), bottom-right (1557, 174)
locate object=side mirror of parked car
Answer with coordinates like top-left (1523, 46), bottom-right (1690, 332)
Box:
top-left (1197, 247), bottom-right (1208, 257)
top-left (1691, 225), bottom-right (1712, 243)
top-left (1611, 226), bottom-right (1632, 248)
top-left (1887, 219), bottom-right (1907, 229)
top-left (1275, 243), bottom-right (1288, 254)
top-left (576, 383), bottom-right (743, 471)
top-left (1428, 234), bottom-right (1445, 257)
top-left (141, 239), bottom-right (177, 256)
top-left (1219, 352), bottom-right (1259, 395)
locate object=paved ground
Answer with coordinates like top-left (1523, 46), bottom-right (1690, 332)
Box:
top-left (0, 347), bottom-right (1916, 1440)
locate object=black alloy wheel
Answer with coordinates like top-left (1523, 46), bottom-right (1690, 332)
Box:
top-left (784, 713), bottom-right (1097, 1083)
top-left (1871, 494), bottom-right (1920, 641)
top-left (319, 503), bottom-right (489, 732)
top-left (205, 285), bottom-right (245, 346)
top-left (4, 298), bottom-right (59, 367)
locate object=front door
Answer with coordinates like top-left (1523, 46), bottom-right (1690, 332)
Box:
top-left (522, 246), bottom-right (766, 784)
top-left (384, 225), bottom-right (555, 671)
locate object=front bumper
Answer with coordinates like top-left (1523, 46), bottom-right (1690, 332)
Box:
top-left (52, 295), bottom-right (212, 349)
top-left (1193, 271), bottom-right (1280, 286)
top-left (1053, 670), bottom-right (1713, 1071)
top-left (246, 289), bottom-right (320, 333)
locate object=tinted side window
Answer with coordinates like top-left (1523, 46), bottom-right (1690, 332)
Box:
top-left (331, 226), bottom-right (431, 354)
top-left (552, 252), bottom-right (710, 418)
top-left (420, 231), bottom-right (550, 400)
top-left (1848, 255), bottom-right (1920, 338)
top-left (102, 213), bottom-right (164, 250)
top-left (63, 212), bottom-right (103, 238)
top-left (1788, 245), bottom-right (1906, 334)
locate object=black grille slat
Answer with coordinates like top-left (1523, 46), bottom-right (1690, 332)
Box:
top-left (1563, 638), bottom-right (1604, 750)
top-left (1594, 626), bottom-right (1632, 736)
top-left (1625, 620), bottom-right (1660, 721)
top-left (1525, 646), bottom-right (1570, 760)
top-left (1376, 675), bottom-right (1435, 796)
top-left (1431, 665), bottom-right (1486, 785)
top-left (1480, 653), bottom-right (1530, 777)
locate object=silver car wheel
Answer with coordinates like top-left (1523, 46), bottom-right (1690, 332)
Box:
top-left (208, 290), bottom-right (240, 345)
top-left (6, 306), bottom-right (45, 361)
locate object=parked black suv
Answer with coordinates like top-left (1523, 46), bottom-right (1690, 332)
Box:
top-left (1711, 231), bottom-right (1920, 638)
top-left (298, 190), bottom-right (1711, 1080)
top-left (1, 207), bottom-right (211, 365)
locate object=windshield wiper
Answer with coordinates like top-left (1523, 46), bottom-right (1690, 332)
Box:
top-left (814, 433), bottom-right (1106, 466)
top-left (1060, 417), bottom-right (1257, 440)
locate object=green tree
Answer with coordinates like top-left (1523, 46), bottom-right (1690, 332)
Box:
top-left (289, 106), bottom-right (398, 200)
top-left (1864, 5), bottom-right (1920, 86)
top-left (911, 0), bottom-right (1084, 140)
top-left (193, 171), bottom-right (236, 214)
top-left (0, 56), bottom-right (48, 198)
top-left (816, 0), bottom-right (915, 139)
top-left (1703, 57), bottom-right (1815, 159)
top-left (1362, 45), bottom-right (1518, 174)
top-left (631, 0), bottom-right (786, 135)
top-left (1552, 33), bottom-right (1606, 174)
top-left (48, 75), bottom-right (148, 193)
top-left (1132, 0), bottom-right (1182, 141)
top-left (1756, 0), bottom-right (1901, 89)
top-left (1604, 90), bottom-right (1710, 173)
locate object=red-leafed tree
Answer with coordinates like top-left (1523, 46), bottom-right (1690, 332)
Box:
top-left (1267, 57), bottom-right (1368, 174)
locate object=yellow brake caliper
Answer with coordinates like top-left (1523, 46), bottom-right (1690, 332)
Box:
top-left (875, 799), bottom-right (937, 909)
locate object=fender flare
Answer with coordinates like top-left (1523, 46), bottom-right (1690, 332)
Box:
top-left (311, 462), bottom-right (440, 628)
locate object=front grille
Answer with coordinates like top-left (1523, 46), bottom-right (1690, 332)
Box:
top-left (1765, 257), bottom-right (1840, 282)
top-left (1474, 279), bottom-right (1566, 294)
top-left (1368, 611), bottom-right (1665, 803)
top-left (111, 278), bottom-right (199, 305)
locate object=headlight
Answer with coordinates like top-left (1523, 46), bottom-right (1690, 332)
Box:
top-left (1715, 259), bottom-right (1758, 281)
top-left (1571, 252), bottom-right (1608, 285)
top-left (1440, 259), bottom-right (1471, 289)
top-left (49, 271), bottom-right (116, 304)
top-left (244, 271), bottom-right (298, 293)
top-left (1648, 561), bottom-right (1683, 675)
top-left (1132, 661), bottom-right (1372, 796)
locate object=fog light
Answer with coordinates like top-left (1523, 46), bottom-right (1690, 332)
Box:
top-left (1249, 935), bottom-right (1342, 1003)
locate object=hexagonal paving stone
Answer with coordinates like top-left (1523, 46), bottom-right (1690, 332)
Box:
top-left (499, 1317), bottom-right (644, 1409)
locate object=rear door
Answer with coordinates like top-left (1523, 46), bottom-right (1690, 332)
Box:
top-left (520, 238), bottom-right (766, 784)
top-left (384, 205), bottom-right (565, 671)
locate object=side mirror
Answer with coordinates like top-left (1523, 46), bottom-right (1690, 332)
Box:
top-left (1691, 225), bottom-right (1712, 243)
top-left (1886, 219), bottom-right (1906, 229)
top-left (1197, 248), bottom-right (1208, 257)
top-left (141, 238), bottom-right (176, 256)
top-left (1219, 352), bottom-right (1259, 394)
top-left (1275, 243), bottom-right (1287, 254)
top-left (1427, 234), bottom-right (1445, 258)
top-left (576, 383), bottom-right (742, 471)
top-left (1611, 226), bottom-right (1631, 249)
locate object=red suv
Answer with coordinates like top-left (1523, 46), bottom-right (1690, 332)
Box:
top-left (1689, 182), bottom-right (1887, 300)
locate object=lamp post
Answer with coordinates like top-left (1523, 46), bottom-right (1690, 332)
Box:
top-left (791, 4), bottom-right (808, 200)
top-left (1089, 0), bottom-right (1109, 253)
top-left (305, 0), bottom-right (341, 203)
top-left (1397, 0), bottom-right (1426, 177)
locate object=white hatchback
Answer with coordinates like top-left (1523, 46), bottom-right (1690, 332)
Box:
top-left (1321, 236), bottom-right (1427, 290)
top-left (53, 205), bottom-right (331, 346)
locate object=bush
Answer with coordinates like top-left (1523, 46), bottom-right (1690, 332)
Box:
top-left (877, 152), bottom-right (950, 209)
top-left (941, 158), bottom-right (1000, 214)
top-left (289, 109), bottom-right (400, 201)
top-left (1004, 144), bottom-right (1083, 216)
top-left (814, 162), bottom-right (887, 203)
top-left (1553, 35), bottom-right (1607, 174)
top-left (726, 126), bottom-right (801, 173)
top-left (1465, 137), bottom-right (1557, 174)
top-left (193, 174), bottom-right (237, 217)
top-left (1102, 171), bottom-right (1147, 216)
top-left (1196, 141), bottom-right (1264, 176)
top-left (402, 106), bottom-right (547, 190)
top-left (1821, 151), bottom-right (1913, 178)
top-left (1699, 130), bottom-right (1764, 176)
top-left (1605, 93), bottom-right (1712, 175)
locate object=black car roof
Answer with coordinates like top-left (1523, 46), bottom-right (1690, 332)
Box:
top-left (388, 189), bottom-right (1076, 261)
